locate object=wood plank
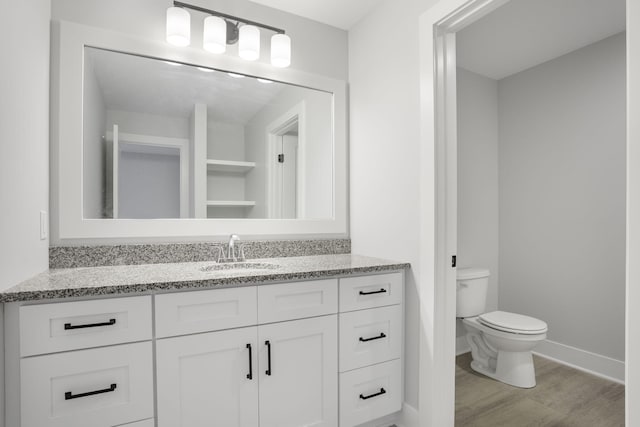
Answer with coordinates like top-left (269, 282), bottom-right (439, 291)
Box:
top-left (455, 353), bottom-right (625, 426)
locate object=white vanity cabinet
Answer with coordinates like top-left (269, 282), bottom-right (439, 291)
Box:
top-left (155, 280), bottom-right (338, 427)
top-left (7, 271), bottom-right (403, 427)
top-left (338, 272), bottom-right (404, 427)
top-left (156, 327), bottom-right (260, 427)
top-left (10, 296), bottom-right (155, 427)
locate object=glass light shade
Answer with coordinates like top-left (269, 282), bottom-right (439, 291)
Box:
top-left (238, 25), bottom-right (260, 61)
top-left (203, 16), bottom-right (226, 54)
top-left (166, 7), bottom-right (190, 46)
top-left (271, 33), bottom-right (291, 68)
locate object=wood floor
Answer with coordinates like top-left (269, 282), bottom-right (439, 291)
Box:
top-left (455, 352), bottom-right (625, 426)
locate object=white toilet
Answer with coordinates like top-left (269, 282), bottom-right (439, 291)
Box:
top-left (457, 268), bottom-right (547, 388)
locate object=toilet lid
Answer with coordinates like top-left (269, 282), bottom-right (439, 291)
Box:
top-left (478, 311), bottom-right (548, 335)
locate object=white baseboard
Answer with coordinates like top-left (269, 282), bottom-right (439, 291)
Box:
top-left (456, 335), bottom-right (623, 384)
top-left (398, 402), bottom-right (419, 427)
top-left (456, 335), bottom-right (470, 356)
top-left (533, 339), bottom-right (624, 384)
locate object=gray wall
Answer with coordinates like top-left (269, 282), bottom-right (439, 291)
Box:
top-left (498, 33), bottom-right (626, 361)
top-left (456, 68), bottom-right (500, 348)
top-left (118, 150), bottom-right (181, 219)
top-left (457, 68), bottom-right (500, 312)
top-left (0, 0), bottom-right (50, 290)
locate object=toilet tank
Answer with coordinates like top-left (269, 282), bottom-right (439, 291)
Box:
top-left (456, 268), bottom-right (490, 318)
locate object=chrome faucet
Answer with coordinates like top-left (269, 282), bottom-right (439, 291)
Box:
top-left (228, 234), bottom-right (241, 261)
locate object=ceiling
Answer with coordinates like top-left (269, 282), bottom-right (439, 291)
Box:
top-left (87, 47), bottom-right (288, 124)
top-left (457, 0), bottom-right (626, 80)
top-left (247, 0), bottom-right (383, 30)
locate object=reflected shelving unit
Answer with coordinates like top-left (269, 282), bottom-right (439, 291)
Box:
top-left (206, 159), bottom-right (255, 173)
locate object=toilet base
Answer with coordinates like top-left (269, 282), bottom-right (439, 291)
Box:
top-left (469, 351), bottom-right (536, 388)
top-left (463, 317), bottom-right (543, 389)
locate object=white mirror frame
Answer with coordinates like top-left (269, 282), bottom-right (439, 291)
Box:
top-left (51, 21), bottom-right (348, 243)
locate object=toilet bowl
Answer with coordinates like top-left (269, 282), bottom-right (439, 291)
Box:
top-left (457, 268), bottom-right (547, 388)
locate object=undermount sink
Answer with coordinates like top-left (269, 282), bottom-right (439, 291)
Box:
top-left (200, 262), bottom-right (280, 272)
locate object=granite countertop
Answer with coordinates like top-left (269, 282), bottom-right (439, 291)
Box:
top-left (1, 254), bottom-right (410, 303)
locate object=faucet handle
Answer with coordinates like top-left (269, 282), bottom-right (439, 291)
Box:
top-left (213, 245), bottom-right (224, 263)
top-left (236, 243), bottom-right (246, 262)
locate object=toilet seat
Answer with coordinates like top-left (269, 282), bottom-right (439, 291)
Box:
top-left (478, 311), bottom-right (547, 335)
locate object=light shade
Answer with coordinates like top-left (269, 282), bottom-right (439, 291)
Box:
top-left (271, 33), bottom-right (291, 68)
top-left (238, 25), bottom-right (260, 61)
top-left (166, 7), bottom-right (190, 46)
top-left (203, 16), bottom-right (226, 54)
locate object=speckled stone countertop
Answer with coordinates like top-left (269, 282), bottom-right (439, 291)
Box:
top-left (1, 254), bottom-right (410, 303)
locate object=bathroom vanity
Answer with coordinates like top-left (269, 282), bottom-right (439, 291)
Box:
top-left (2, 254), bottom-right (408, 427)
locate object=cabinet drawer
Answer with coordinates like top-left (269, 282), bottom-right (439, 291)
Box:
top-left (339, 305), bottom-right (402, 372)
top-left (21, 342), bottom-right (154, 427)
top-left (258, 279), bottom-right (338, 323)
top-left (20, 296), bottom-right (152, 357)
top-left (339, 272), bottom-right (403, 312)
top-left (339, 359), bottom-right (402, 427)
top-left (155, 286), bottom-right (257, 338)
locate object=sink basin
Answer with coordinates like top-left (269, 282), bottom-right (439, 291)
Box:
top-left (200, 262), bottom-right (280, 272)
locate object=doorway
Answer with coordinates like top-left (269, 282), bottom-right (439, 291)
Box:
top-left (419, 0), bottom-right (631, 424)
top-left (266, 102), bottom-right (305, 219)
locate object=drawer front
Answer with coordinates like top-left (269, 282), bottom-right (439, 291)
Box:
top-left (21, 342), bottom-right (154, 427)
top-left (155, 286), bottom-right (257, 338)
top-left (258, 279), bottom-right (338, 323)
top-left (339, 272), bottom-right (403, 312)
top-left (20, 296), bottom-right (152, 357)
top-left (339, 359), bottom-right (402, 427)
top-left (339, 305), bottom-right (402, 372)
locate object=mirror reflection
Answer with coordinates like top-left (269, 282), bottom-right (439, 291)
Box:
top-left (83, 47), bottom-right (334, 220)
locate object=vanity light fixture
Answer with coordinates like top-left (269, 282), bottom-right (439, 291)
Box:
top-left (166, 6), bottom-right (191, 47)
top-left (167, 1), bottom-right (292, 68)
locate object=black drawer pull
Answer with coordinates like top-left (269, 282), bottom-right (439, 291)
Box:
top-left (246, 343), bottom-right (253, 380)
top-left (359, 288), bottom-right (387, 296)
top-left (64, 318), bottom-right (116, 330)
top-left (65, 383), bottom-right (117, 400)
top-left (359, 332), bottom-right (387, 342)
top-left (360, 388), bottom-right (386, 400)
top-left (265, 340), bottom-right (272, 376)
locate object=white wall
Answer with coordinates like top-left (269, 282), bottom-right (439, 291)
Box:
top-left (244, 86), bottom-right (333, 219)
top-left (51, 0), bottom-right (348, 81)
top-left (106, 110), bottom-right (189, 139)
top-left (498, 33), bottom-right (626, 361)
top-left (456, 68), bottom-right (500, 350)
top-left (349, 0), bottom-right (440, 413)
top-left (0, 0), bottom-right (50, 291)
top-left (626, 2), bottom-right (640, 423)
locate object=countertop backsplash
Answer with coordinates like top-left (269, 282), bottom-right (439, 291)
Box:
top-left (49, 239), bottom-right (351, 269)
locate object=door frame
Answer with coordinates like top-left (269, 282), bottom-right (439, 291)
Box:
top-left (265, 102), bottom-right (306, 219)
top-left (109, 126), bottom-right (190, 219)
top-left (418, 0), bottom-right (635, 425)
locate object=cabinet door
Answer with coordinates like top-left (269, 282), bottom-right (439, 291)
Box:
top-left (258, 315), bottom-right (338, 427)
top-left (156, 327), bottom-right (258, 427)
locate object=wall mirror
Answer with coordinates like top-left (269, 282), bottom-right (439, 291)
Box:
top-left (84, 47), bottom-right (333, 221)
top-left (52, 22), bottom-right (347, 242)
